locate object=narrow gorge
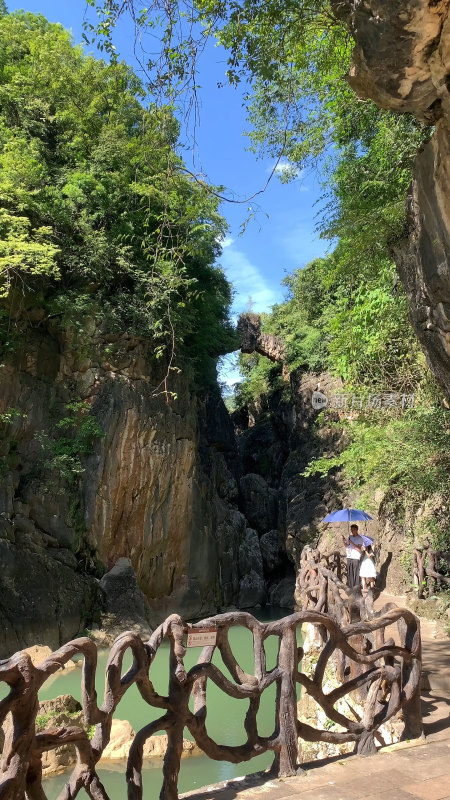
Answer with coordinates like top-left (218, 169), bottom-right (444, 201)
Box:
top-left (1, 4), bottom-right (450, 798)
top-left (0, 308), bottom-right (440, 655)
top-left (1, 0), bottom-right (450, 659)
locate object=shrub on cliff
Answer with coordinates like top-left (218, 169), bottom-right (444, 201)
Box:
top-left (0, 11), bottom-right (235, 387)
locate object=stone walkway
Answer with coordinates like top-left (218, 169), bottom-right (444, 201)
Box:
top-left (182, 731), bottom-right (450, 800)
top-left (182, 593), bottom-right (450, 800)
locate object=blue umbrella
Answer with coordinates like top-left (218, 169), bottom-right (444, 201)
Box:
top-left (322, 508), bottom-right (373, 523)
top-left (322, 508), bottom-right (374, 546)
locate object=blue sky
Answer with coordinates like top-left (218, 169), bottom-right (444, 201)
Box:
top-left (8, 1), bottom-right (329, 385)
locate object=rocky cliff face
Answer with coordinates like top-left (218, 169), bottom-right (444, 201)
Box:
top-left (80, 351), bottom-right (245, 623)
top-left (231, 369), bottom-right (346, 601)
top-left (333, 0), bottom-right (450, 122)
top-left (0, 326), bottom-right (102, 655)
top-left (394, 123), bottom-right (450, 398)
top-left (333, 0), bottom-right (450, 398)
top-left (0, 322), bottom-right (259, 655)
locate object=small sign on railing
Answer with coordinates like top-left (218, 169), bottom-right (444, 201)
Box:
top-left (185, 626), bottom-right (217, 647)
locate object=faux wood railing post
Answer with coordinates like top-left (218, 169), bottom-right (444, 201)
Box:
top-left (161, 619), bottom-right (188, 800)
top-left (275, 625), bottom-right (299, 777)
top-left (296, 549), bottom-right (423, 753)
top-left (402, 674), bottom-right (423, 741)
top-left (413, 549), bottom-right (426, 598)
top-left (413, 546), bottom-right (450, 598)
top-left (398, 616), bottom-right (423, 741)
top-left (0, 653), bottom-right (39, 800)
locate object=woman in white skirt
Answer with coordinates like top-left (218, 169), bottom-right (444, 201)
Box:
top-left (359, 545), bottom-right (377, 589)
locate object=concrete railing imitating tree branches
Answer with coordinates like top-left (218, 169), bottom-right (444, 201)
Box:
top-left (295, 545), bottom-right (371, 630)
top-left (0, 592), bottom-right (422, 799)
top-left (413, 547), bottom-right (450, 598)
top-left (296, 547), bottom-right (349, 616)
top-left (295, 546), bottom-right (422, 739)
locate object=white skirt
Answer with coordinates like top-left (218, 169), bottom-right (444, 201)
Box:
top-left (359, 556), bottom-right (377, 578)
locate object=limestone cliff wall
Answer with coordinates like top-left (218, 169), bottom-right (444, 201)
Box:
top-left (232, 369), bottom-right (345, 595)
top-left (0, 327), bottom-right (102, 654)
top-left (394, 122), bottom-right (450, 397)
top-left (0, 323), bottom-right (255, 654)
top-left (81, 363), bottom-right (245, 622)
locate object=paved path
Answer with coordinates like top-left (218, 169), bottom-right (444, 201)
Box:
top-left (182, 593), bottom-right (450, 800)
top-left (183, 732), bottom-right (450, 800)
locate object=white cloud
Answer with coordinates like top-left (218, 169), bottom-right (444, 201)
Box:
top-left (270, 159), bottom-right (299, 177)
top-left (269, 159), bottom-right (309, 191)
top-left (273, 159), bottom-right (299, 177)
top-left (216, 235), bottom-right (235, 249)
top-left (220, 245), bottom-right (282, 315)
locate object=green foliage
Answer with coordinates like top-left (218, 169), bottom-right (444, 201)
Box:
top-left (87, 725), bottom-right (96, 740)
top-left (83, 0), bottom-right (337, 105)
top-left (324, 258), bottom-right (424, 391)
top-left (34, 400), bottom-right (105, 561)
top-left (35, 712), bottom-right (56, 731)
top-left (234, 349), bottom-right (283, 409)
top-left (270, 259), bottom-right (330, 372)
top-left (36, 402), bottom-right (104, 487)
top-left (0, 11), bottom-right (234, 386)
top-left (35, 709), bottom-right (83, 731)
top-left (413, 515), bottom-right (450, 556)
top-left (0, 406), bottom-right (26, 476)
top-left (0, 407), bottom-right (25, 425)
top-left (303, 408), bottom-right (450, 507)
top-left (0, 213), bottom-right (59, 297)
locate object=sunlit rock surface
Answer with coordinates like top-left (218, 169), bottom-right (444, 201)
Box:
top-left (333, 0), bottom-right (450, 122)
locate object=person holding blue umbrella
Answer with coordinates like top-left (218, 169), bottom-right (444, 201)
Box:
top-left (322, 508), bottom-right (373, 590)
top-left (344, 524), bottom-right (364, 589)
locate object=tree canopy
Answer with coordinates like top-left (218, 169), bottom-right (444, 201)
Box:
top-left (0, 10), bottom-right (236, 388)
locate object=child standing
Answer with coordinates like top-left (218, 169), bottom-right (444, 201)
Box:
top-left (359, 545), bottom-right (377, 590)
